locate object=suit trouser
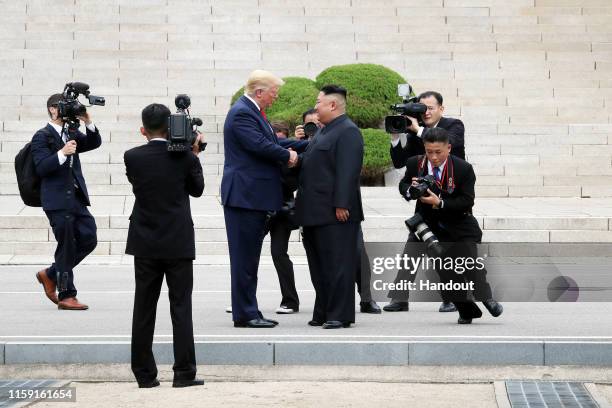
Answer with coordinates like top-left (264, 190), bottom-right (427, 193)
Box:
top-left (131, 257), bottom-right (196, 384)
top-left (269, 217), bottom-right (300, 310)
top-left (44, 192), bottom-right (97, 301)
top-left (356, 226), bottom-right (373, 302)
top-left (224, 205), bottom-right (268, 322)
top-left (302, 222), bottom-right (359, 323)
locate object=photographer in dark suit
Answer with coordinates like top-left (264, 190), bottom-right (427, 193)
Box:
top-left (390, 91), bottom-right (465, 168)
top-left (124, 103), bottom-right (205, 388)
top-left (295, 85), bottom-right (364, 329)
top-left (32, 93), bottom-right (101, 311)
top-left (386, 91), bottom-right (464, 313)
top-left (396, 128), bottom-right (502, 324)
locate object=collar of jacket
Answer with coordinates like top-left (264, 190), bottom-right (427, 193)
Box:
top-left (321, 114), bottom-right (348, 134)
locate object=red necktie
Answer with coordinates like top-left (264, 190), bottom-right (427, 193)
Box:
top-left (260, 109), bottom-right (267, 121)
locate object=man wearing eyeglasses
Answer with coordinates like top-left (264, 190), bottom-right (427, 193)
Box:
top-left (389, 91), bottom-right (465, 168)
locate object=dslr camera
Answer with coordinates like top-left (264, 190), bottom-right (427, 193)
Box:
top-left (385, 84), bottom-right (427, 134)
top-left (303, 121), bottom-right (319, 139)
top-left (168, 94), bottom-right (207, 153)
top-left (407, 174), bottom-right (436, 201)
top-left (405, 213), bottom-right (444, 258)
top-left (58, 82), bottom-right (105, 133)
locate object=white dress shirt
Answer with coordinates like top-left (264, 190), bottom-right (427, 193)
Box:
top-left (53, 121), bottom-right (97, 165)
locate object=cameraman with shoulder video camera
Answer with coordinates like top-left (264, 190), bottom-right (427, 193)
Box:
top-left (124, 101), bottom-right (205, 388)
top-left (387, 128), bottom-right (502, 324)
top-left (31, 83), bottom-right (105, 311)
top-left (387, 89), bottom-right (465, 168)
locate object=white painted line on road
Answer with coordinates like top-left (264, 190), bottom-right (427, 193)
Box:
top-left (0, 335), bottom-right (611, 340)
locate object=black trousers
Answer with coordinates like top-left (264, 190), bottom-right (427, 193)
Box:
top-left (388, 233), bottom-right (492, 304)
top-left (356, 226), bottom-right (373, 302)
top-left (302, 223), bottom-right (359, 324)
top-left (44, 192), bottom-right (97, 301)
top-left (131, 257), bottom-right (196, 384)
top-left (269, 217), bottom-right (300, 310)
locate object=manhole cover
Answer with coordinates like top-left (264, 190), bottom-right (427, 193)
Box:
top-left (506, 381), bottom-right (599, 408)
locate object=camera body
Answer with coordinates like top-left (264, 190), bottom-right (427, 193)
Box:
top-left (303, 121), bottom-right (319, 139)
top-left (384, 83), bottom-right (427, 134)
top-left (407, 174), bottom-right (436, 200)
top-left (168, 94), bottom-right (207, 153)
top-left (58, 82), bottom-right (105, 134)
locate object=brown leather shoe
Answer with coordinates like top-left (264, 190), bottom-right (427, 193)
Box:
top-left (36, 269), bottom-right (58, 305)
top-left (58, 297), bottom-right (88, 310)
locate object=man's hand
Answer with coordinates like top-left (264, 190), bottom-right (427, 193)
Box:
top-left (406, 116), bottom-right (419, 133)
top-left (288, 149), bottom-right (298, 167)
top-left (418, 188), bottom-right (441, 207)
top-left (295, 125), bottom-right (306, 140)
top-left (192, 132), bottom-right (205, 156)
top-left (61, 140), bottom-right (77, 156)
top-left (76, 112), bottom-right (92, 126)
top-left (336, 208), bottom-right (349, 222)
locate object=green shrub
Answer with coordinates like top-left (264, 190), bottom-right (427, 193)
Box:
top-left (361, 128), bottom-right (392, 186)
top-left (230, 77), bottom-right (319, 134)
top-left (315, 63), bottom-right (410, 129)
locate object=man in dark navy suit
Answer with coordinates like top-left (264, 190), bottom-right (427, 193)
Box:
top-left (222, 70), bottom-right (306, 328)
top-left (125, 103), bottom-right (205, 389)
top-left (32, 93), bottom-right (101, 311)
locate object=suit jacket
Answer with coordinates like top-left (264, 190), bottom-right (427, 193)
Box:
top-left (221, 95), bottom-right (308, 211)
top-left (31, 123), bottom-right (102, 211)
top-left (124, 141), bottom-right (204, 259)
top-left (390, 116), bottom-right (465, 168)
top-left (295, 114), bottom-right (364, 227)
top-left (399, 154), bottom-right (481, 242)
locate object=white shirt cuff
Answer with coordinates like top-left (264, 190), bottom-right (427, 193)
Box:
top-left (86, 123), bottom-right (96, 132)
top-left (57, 150), bottom-right (67, 165)
top-left (416, 126), bottom-right (424, 138)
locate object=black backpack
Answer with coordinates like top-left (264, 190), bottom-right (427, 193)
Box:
top-left (14, 136), bottom-right (55, 207)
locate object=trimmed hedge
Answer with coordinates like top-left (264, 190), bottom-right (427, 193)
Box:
top-left (361, 128), bottom-right (392, 186)
top-left (315, 63), bottom-right (409, 129)
top-left (230, 77), bottom-right (319, 134)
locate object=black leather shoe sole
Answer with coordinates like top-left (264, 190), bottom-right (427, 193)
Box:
top-left (234, 319), bottom-right (276, 328)
top-left (383, 302), bottom-right (408, 312)
top-left (308, 320), bottom-right (323, 326)
top-left (322, 321), bottom-right (351, 329)
top-left (138, 379), bottom-right (160, 389)
top-left (173, 379), bottom-right (204, 388)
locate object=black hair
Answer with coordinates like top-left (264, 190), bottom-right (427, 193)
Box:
top-left (46, 93), bottom-right (64, 118)
top-left (302, 108), bottom-right (317, 123)
top-left (320, 84), bottom-right (347, 99)
top-left (141, 103), bottom-right (171, 134)
top-left (423, 127), bottom-right (449, 144)
top-left (418, 91), bottom-right (443, 106)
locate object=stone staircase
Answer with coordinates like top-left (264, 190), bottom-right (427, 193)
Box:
top-left (1, 0), bottom-right (612, 259)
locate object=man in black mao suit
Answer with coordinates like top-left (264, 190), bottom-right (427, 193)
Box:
top-left (125, 104), bottom-right (205, 388)
top-left (397, 128), bottom-right (503, 324)
top-left (389, 91), bottom-right (465, 168)
top-left (295, 85), bottom-right (364, 329)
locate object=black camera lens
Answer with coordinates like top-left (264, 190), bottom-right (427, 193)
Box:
top-left (303, 122), bottom-right (318, 138)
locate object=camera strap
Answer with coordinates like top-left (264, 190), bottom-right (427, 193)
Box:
top-left (417, 155), bottom-right (455, 194)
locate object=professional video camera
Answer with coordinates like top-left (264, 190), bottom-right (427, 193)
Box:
top-left (168, 94), bottom-right (207, 153)
top-left (405, 213), bottom-right (444, 258)
top-left (384, 84), bottom-right (427, 134)
top-left (58, 82), bottom-right (105, 134)
top-left (407, 174), bottom-right (436, 201)
top-left (303, 121), bottom-right (319, 139)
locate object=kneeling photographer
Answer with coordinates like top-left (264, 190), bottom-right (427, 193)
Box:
top-left (389, 128), bottom-right (502, 324)
top-left (124, 99), bottom-right (205, 388)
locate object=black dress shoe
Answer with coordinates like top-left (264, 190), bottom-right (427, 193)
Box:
top-left (234, 318), bottom-right (276, 328)
top-left (138, 379), bottom-right (160, 389)
top-left (173, 379), bottom-right (204, 388)
top-left (457, 316), bottom-right (472, 324)
top-left (322, 320), bottom-right (351, 329)
top-left (483, 299), bottom-right (503, 317)
top-left (262, 317), bottom-right (279, 326)
top-left (382, 301), bottom-right (408, 312)
top-left (439, 302), bottom-right (457, 312)
top-left (360, 300), bottom-right (382, 314)
top-left (308, 320), bottom-right (323, 326)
